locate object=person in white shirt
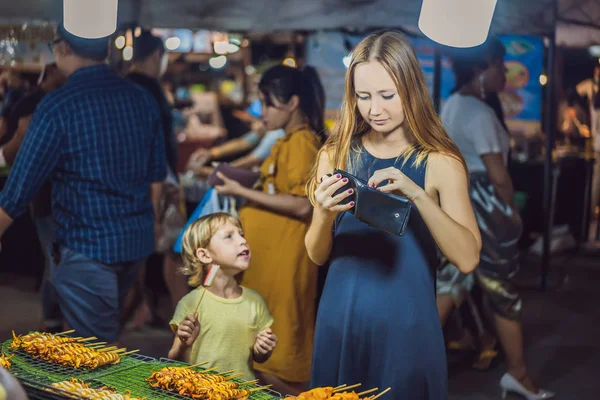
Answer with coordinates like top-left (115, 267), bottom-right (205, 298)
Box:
top-left (575, 65), bottom-right (600, 140)
top-left (440, 37), bottom-right (555, 400)
top-left (576, 65), bottom-right (600, 216)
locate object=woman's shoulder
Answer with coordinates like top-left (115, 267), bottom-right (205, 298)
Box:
top-left (426, 151), bottom-right (468, 181)
top-left (288, 126), bottom-right (321, 146)
top-left (443, 93), bottom-right (496, 118)
top-left (278, 127), bottom-right (321, 161)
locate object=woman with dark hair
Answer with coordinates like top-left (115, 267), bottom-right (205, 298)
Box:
top-left (440, 37), bottom-right (554, 399)
top-left (213, 64), bottom-right (324, 394)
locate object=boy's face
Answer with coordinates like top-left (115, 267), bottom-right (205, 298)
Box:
top-left (202, 221), bottom-right (251, 273)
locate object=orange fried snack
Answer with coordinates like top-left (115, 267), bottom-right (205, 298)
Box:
top-left (10, 331), bottom-right (120, 370)
top-left (147, 366), bottom-right (250, 399)
top-left (297, 387), bottom-right (335, 400)
top-left (51, 378), bottom-right (145, 399)
top-left (0, 350), bottom-right (15, 370)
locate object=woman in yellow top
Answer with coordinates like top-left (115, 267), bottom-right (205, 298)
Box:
top-left (214, 64), bottom-right (325, 395)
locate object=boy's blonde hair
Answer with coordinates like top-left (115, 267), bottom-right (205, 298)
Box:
top-left (180, 212), bottom-right (243, 287)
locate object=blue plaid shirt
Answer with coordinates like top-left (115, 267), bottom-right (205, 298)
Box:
top-left (0, 65), bottom-right (167, 264)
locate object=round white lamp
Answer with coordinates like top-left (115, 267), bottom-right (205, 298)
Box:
top-left (63, 0), bottom-right (118, 39)
top-left (418, 0), bottom-right (498, 48)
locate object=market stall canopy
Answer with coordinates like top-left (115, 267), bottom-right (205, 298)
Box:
top-left (0, 0), bottom-right (599, 47)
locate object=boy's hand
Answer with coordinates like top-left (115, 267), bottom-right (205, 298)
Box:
top-left (253, 328), bottom-right (278, 356)
top-left (177, 313), bottom-right (200, 346)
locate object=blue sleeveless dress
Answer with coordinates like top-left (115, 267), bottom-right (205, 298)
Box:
top-left (311, 149), bottom-right (447, 399)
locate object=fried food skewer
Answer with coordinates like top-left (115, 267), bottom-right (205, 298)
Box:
top-left (356, 388), bottom-right (379, 397)
top-left (10, 330), bottom-right (123, 370)
top-left (293, 384), bottom-right (380, 400)
top-left (334, 383), bottom-right (362, 393)
top-left (119, 349), bottom-right (140, 356)
top-left (51, 378), bottom-right (145, 399)
top-left (55, 329), bottom-right (76, 335)
top-left (86, 342), bottom-right (108, 348)
top-left (249, 385), bottom-right (272, 392)
top-left (186, 361), bottom-right (209, 368)
top-left (220, 369), bottom-right (236, 375)
top-left (76, 336), bottom-right (98, 342)
top-left (97, 346), bottom-right (119, 352)
top-left (370, 388), bottom-right (391, 400)
top-left (147, 366), bottom-right (266, 399)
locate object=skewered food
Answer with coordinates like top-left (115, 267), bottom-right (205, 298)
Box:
top-left (10, 331), bottom-right (121, 370)
top-left (0, 350), bottom-right (14, 370)
top-left (147, 366), bottom-right (253, 399)
top-left (51, 379), bottom-right (145, 399)
top-left (296, 387), bottom-right (336, 400)
top-left (329, 392), bottom-right (360, 400)
top-left (10, 331), bottom-right (76, 351)
top-left (290, 386), bottom-right (390, 400)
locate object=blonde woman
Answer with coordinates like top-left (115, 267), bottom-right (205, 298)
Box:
top-left (305, 31), bottom-right (481, 399)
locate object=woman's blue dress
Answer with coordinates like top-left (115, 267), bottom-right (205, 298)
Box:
top-left (311, 149), bottom-right (447, 399)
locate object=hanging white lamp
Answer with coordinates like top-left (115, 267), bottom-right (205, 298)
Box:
top-left (63, 0), bottom-right (118, 39)
top-left (418, 0), bottom-right (498, 48)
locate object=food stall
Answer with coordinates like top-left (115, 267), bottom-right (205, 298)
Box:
top-left (2, 330), bottom-right (391, 400)
top-left (2, 330), bottom-right (280, 400)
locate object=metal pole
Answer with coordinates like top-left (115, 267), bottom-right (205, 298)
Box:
top-left (541, 0), bottom-right (558, 291)
top-left (433, 48), bottom-right (442, 113)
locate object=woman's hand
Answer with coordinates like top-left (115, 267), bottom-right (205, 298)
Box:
top-left (251, 119), bottom-right (267, 136)
top-left (313, 173), bottom-right (355, 217)
top-left (214, 172), bottom-right (243, 196)
top-left (367, 167), bottom-right (425, 201)
top-left (195, 166), bottom-right (214, 179)
top-left (187, 147), bottom-right (212, 172)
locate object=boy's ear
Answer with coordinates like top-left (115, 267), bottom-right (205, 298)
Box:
top-left (196, 247), bottom-right (212, 265)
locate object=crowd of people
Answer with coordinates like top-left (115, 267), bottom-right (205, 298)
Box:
top-left (0, 26), bottom-right (557, 400)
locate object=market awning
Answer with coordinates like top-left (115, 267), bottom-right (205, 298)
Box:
top-left (0, 0), bottom-right (599, 47)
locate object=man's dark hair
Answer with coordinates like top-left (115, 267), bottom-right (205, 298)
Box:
top-left (449, 37), bottom-right (506, 93)
top-left (132, 30), bottom-right (165, 62)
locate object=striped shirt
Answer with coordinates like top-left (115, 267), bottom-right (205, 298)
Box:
top-left (0, 65), bottom-right (166, 263)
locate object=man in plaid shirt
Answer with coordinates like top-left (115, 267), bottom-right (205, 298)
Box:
top-left (0, 24), bottom-right (167, 343)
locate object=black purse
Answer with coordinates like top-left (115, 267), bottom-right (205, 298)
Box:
top-left (331, 169), bottom-right (412, 236)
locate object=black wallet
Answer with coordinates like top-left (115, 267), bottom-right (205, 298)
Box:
top-left (332, 169), bottom-right (412, 236)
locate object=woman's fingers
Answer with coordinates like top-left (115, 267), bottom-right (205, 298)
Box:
top-left (322, 188), bottom-right (354, 209)
top-left (368, 167), bottom-right (402, 188)
top-left (322, 177), bottom-right (351, 198)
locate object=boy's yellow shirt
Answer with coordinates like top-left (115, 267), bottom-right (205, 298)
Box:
top-left (170, 286), bottom-right (273, 380)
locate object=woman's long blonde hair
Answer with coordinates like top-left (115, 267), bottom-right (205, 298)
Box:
top-left (307, 30), bottom-right (466, 203)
